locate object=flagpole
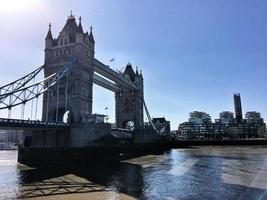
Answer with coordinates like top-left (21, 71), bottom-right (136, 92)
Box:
top-left (105, 106), bottom-right (109, 123)
top-left (106, 107), bottom-right (108, 123)
top-left (110, 58), bottom-right (115, 69)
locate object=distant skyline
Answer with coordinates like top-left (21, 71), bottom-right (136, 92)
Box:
top-left (0, 0), bottom-right (267, 129)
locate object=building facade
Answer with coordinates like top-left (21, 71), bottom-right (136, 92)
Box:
top-left (188, 111), bottom-right (211, 124)
top-left (177, 94), bottom-right (267, 140)
top-left (245, 112), bottom-right (264, 124)
top-left (218, 111), bottom-right (234, 125)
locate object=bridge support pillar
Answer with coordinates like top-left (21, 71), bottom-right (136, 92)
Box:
top-left (18, 123), bottom-right (112, 164)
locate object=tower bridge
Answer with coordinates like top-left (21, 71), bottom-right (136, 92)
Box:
top-left (0, 14), bottom-right (169, 163)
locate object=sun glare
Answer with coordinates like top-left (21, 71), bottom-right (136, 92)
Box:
top-left (0, 0), bottom-right (36, 11)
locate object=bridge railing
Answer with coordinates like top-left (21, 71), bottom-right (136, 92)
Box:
top-left (0, 118), bottom-right (70, 129)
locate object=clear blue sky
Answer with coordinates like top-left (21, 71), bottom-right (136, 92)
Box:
top-left (0, 0), bottom-right (267, 129)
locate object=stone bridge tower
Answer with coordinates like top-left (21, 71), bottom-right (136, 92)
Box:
top-left (42, 14), bottom-right (95, 123)
top-left (115, 64), bottom-right (144, 130)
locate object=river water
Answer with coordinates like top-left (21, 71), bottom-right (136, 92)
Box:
top-left (0, 146), bottom-right (267, 200)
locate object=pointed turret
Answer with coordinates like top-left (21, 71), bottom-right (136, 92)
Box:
top-left (135, 66), bottom-right (139, 76)
top-left (124, 63), bottom-right (135, 82)
top-left (45, 23), bottom-right (53, 40)
top-left (89, 26), bottom-right (95, 43)
top-left (77, 16), bottom-right (83, 33)
top-left (45, 23), bottom-right (54, 49)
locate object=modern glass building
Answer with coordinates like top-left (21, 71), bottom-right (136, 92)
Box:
top-left (219, 111), bottom-right (234, 125)
top-left (245, 112), bottom-right (264, 124)
top-left (188, 111), bottom-right (211, 124)
top-left (234, 93), bottom-right (243, 123)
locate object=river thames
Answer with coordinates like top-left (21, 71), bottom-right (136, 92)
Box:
top-left (0, 146), bottom-right (267, 200)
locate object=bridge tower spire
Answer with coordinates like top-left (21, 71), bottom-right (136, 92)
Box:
top-left (77, 16), bottom-right (83, 33)
top-left (89, 26), bottom-right (95, 43)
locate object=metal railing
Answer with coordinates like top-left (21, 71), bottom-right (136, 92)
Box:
top-left (0, 118), bottom-right (70, 129)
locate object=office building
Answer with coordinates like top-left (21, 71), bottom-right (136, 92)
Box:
top-left (234, 93), bottom-right (243, 123)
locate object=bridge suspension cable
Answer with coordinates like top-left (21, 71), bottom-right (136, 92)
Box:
top-left (143, 98), bottom-right (167, 136)
top-left (0, 65), bottom-right (44, 100)
top-left (0, 58), bottom-right (77, 112)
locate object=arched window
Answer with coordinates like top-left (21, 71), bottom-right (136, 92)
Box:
top-left (64, 38), bottom-right (68, 45)
top-left (125, 98), bottom-right (129, 104)
top-left (60, 39), bottom-right (63, 45)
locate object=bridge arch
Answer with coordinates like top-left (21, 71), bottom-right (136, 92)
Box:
top-left (123, 120), bottom-right (135, 131)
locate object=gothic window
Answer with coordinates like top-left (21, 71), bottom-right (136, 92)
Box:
top-left (81, 88), bottom-right (84, 96)
top-left (80, 103), bottom-right (84, 114)
top-left (125, 107), bottom-right (130, 113)
top-left (68, 48), bottom-right (71, 54)
top-left (83, 71), bottom-right (90, 81)
top-left (79, 103), bottom-right (89, 116)
top-left (48, 90), bottom-right (53, 96)
top-left (69, 35), bottom-right (75, 43)
top-left (85, 89), bottom-right (89, 97)
top-left (59, 87), bottom-right (65, 95)
top-left (55, 50), bottom-right (58, 56)
top-left (64, 38), bottom-right (68, 45)
top-left (60, 39), bottom-right (63, 45)
top-left (60, 50), bottom-right (62, 55)
top-left (80, 88), bottom-right (89, 97)
top-left (70, 84), bottom-right (75, 93)
top-left (64, 49), bottom-right (67, 55)
top-left (85, 103), bottom-right (89, 114)
top-left (125, 98), bottom-right (129, 104)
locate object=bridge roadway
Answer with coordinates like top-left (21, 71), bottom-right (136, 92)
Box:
top-left (0, 118), bottom-right (133, 139)
top-left (0, 118), bottom-right (70, 130)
